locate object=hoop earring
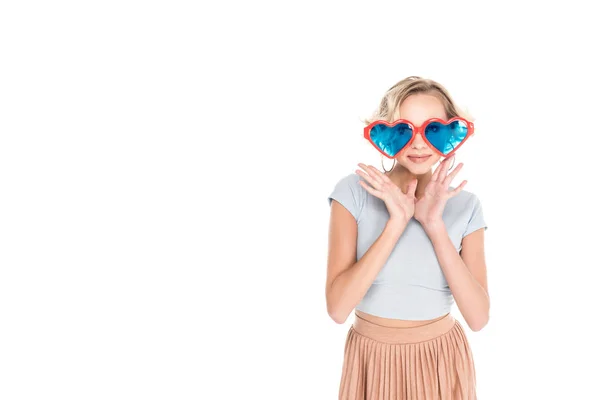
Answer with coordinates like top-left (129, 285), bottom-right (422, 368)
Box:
top-left (381, 154), bottom-right (396, 173)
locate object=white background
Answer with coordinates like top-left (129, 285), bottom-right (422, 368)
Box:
top-left (1, 1), bottom-right (599, 399)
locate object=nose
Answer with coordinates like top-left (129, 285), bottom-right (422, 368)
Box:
top-left (411, 132), bottom-right (428, 149)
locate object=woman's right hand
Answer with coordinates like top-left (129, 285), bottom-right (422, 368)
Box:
top-left (356, 163), bottom-right (418, 225)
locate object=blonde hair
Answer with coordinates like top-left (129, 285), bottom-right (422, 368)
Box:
top-left (363, 76), bottom-right (474, 125)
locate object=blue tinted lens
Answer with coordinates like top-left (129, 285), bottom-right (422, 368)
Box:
top-left (369, 123), bottom-right (413, 157)
top-left (424, 120), bottom-right (468, 155)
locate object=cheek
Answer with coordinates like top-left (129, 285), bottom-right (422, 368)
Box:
top-left (431, 154), bottom-right (442, 165)
top-left (397, 147), bottom-right (411, 158)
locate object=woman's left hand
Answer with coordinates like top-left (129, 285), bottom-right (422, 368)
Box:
top-left (414, 156), bottom-right (467, 229)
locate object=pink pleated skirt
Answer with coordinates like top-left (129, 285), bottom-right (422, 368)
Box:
top-left (339, 312), bottom-right (476, 400)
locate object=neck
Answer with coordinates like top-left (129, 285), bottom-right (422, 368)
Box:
top-left (385, 164), bottom-right (433, 200)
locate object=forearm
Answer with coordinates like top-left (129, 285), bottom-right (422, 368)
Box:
top-left (328, 219), bottom-right (407, 324)
top-left (424, 222), bottom-right (489, 331)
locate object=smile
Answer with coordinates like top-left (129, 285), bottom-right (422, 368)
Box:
top-left (407, 155), bottom-right (432, 164)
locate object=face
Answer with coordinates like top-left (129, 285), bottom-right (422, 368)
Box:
top-left (394, 93), bottom-right (447, 174)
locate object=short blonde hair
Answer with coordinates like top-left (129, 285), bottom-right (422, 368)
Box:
top-left (363, 76), bottom-right (474, 125)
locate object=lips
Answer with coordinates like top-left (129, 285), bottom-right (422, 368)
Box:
top-left (407, 155), bottom-right (432, 164)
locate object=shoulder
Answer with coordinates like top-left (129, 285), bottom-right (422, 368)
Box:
top-left (448, 187), bottom-right (482, 210)
top-left (331, 172), bottom-right (367, 194)
top-left (335, 172), bottom-right (364, 186)
top-left (449, 187), bottom-right (487, 235)
top-left (328, 172), bottom-right (369, 221)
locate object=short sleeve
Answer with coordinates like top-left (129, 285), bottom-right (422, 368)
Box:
top-left (327, 174), bottom-right (366, 223)
top-left (463, 194), bottom-right (488, 237)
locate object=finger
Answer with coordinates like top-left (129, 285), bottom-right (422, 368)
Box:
top-left (355, 169), bottom-right (380, 190)
top-left (357, 163), bottom-right (384, 187)
top-left (358, 179), bottom-right (383, 198)
top-left (406, 178), bottom-right (418, 198)
top-left (431, 160), bottom-right (443, 182)
top-left (365, 164), bottom-right (387, 185)
top-left (439, 155), bottom-right (454, 180)
top-left (442, 162), bottom-right (463, 187)
top-left (448, 180), bottom-right (467, 198)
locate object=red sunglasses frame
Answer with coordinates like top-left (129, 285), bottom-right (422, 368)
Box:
top-left (363, 116), bottom-right (475, 159)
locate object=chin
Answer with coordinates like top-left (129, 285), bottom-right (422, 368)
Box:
top-left (399, 159), bottom-right (436, 175)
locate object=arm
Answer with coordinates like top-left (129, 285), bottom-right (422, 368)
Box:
top-left (423, 222), bottom-right (489, 331)
top-left (325, 201), bottom-right (407, 324)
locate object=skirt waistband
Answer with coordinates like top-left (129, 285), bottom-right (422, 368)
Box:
top-left (352, 312), bottom-right (456, 344)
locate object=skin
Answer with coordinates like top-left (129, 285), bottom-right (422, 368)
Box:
top-left (326, 93), bottom-right (489, 331)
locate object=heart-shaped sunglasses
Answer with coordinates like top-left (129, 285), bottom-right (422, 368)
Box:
top-left (363, 117), bottom-right (475, 159)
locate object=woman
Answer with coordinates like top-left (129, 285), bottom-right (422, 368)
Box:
top-left (326, 76), bottom-right (489, 399)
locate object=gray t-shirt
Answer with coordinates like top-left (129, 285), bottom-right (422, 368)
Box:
top-left (327, 172), bottom-right (487, 320)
